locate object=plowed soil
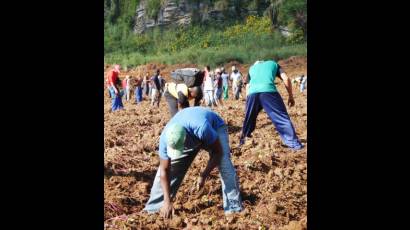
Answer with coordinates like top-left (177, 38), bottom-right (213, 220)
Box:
top-left (104, 56), bottom-right (307, 229)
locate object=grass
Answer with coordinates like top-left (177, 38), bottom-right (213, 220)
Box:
top-left (104, 43), bottom-right (306, 68)
top-left (104, 16), bottom-right (307, 68)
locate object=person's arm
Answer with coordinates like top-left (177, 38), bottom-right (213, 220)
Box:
top-left (159, 158), bottom-right (173, 218)
top-left (198, 138), bottom-right (223, 189)
top-left (203, 138), bottom-right (222, 179)
top-left (277, 67), bottom-right (295, 107)
top-left (244, 73), bottom-right (250, 84)
top-left (177, 91), bottom-right (190, 109)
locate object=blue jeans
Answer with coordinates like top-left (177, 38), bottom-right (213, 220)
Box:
top-left (109, 87), bottom-right (124, 111)
top-left (240, 92), bottom-right (303, 149)
top-left (300, 81), bottom-right (306, 92)
top-left (204, 90), bottom-right (216, 106)
top-left (214, 87), bottom-right (223, 100)
top-left (135, 86), bottom-right (142, 103)
top-left (144, 125), bottom-right (242, 214)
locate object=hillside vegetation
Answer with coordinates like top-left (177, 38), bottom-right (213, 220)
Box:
top-left (104, 0), bottom-right (306, 68)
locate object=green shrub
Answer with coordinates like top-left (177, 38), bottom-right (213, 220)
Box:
top-left (146, 0), bottom-right (162, 19)
top-left (104, 13), bottom-right (306, 67)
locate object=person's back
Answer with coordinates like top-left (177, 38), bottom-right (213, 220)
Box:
top-left (160, 107), bottom-right (225, 151)
top-left (248, 60), bottom-right (279, 95)
top-left (166, 82), bottom-right (189, 99)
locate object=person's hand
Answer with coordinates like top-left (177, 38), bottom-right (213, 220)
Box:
top-left (288, 96), bottom-right (295, 107)
top-left (160, 200), bottom-right (174, 219)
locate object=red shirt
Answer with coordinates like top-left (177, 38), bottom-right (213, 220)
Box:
top-left (107, 70), bottom-right (119, 85)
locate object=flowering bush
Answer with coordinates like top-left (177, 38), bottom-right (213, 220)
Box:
top-left (223, 16), bottom-right (272, 40)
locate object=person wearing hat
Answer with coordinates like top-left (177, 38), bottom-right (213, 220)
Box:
top-left (144, 107), bottom-right (242, 218)
top-left (106, 64), bottom-right (124, 111)
top-left (239, 59), bottom-right (303, 150)
top-left (163, 82), bottom-right (201, 117)
top-left (230, 65), bottom-right (243, 100)
top-left (221, 67), bottom-right (229, 100)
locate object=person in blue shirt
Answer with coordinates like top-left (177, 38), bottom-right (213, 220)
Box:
top-left (144, 107), bottom-right (242, 218)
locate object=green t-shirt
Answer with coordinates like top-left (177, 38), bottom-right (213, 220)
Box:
top-left (248, 60), bottom-right (280, 95)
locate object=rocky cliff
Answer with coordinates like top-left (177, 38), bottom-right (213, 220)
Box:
top-left (133, 0), bottom-right (269, 34)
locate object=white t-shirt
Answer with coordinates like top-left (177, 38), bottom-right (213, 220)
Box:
top-left (230, 72), bottom-right (242, 86)
top-left (203, 73), bottom-right (214, 91)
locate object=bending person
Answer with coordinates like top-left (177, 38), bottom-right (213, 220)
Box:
top-left (144, 107), bottom-right (242, 218)
top-left (163, 82), bottom-right (200, 117)
top-left (240, 59), bottom-right (303, 150)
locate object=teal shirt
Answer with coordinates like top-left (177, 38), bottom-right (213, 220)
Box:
top-left (248, 60), bottom-right (280, 95)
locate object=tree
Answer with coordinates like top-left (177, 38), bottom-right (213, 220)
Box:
top-left (279, 0), bottom-right (306, 38)
top-left (265, 0), bottom-right (282, 28)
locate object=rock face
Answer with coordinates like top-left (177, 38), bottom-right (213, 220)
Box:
top-left (134, 0), bottom-right (234, 34)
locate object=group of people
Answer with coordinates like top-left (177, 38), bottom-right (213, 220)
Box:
top-left (105, 67), bottom-right (166, 111)
top-left (105, 64), bottom-right (248, 113)
top-left (293, 74), bottom-right (308, 93)
top-left (201, 65), bottom-right (244, 107)
top-left (106, 59), bottom-right (306, 218)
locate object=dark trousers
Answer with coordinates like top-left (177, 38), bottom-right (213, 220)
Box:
top-left (240, 92), bottom-right (303, 149)
top-left (135, 86), bottom-right (143, 103)
top-left (164, 91), bottom-right (179, 117)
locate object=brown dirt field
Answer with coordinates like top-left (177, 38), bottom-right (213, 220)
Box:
top-left (104, 56), bottom-right (307, 229)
